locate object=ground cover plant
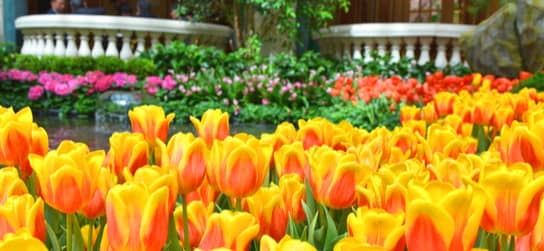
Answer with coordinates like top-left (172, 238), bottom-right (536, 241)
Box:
top-left (1, 81), bottom-right (544, 250)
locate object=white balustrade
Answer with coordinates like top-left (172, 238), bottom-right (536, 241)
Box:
top-left (15, 14), bottom-right (233, 60)
top-left (316, 23), bottom-right (476, 68)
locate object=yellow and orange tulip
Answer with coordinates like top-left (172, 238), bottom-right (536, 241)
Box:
top-left (278, 174), bottom-right (306, 223)
top-left (106, 132), bottom-right (150, 178)
top-left (190, 109), bottom-right (230, 146)
top-left (124, 165), bottom-right (178, 211)
top-left (198, 210), bottom-right (259, 251)
top-left (80, 167), bottom-right (116, 219)
top-left (347, 207), bottom-right (405, 251)
top-left (0, 167), bottom-right (28, 203)
top-left (29, 140), bottom-right (104, 213)
top-left (0, 194), bottom-right (45, 242)
top-left (274, 142), bottom-right (306, 179)
top-left (174, 200), bottom-right (214, 249)
top-left (260, 235), bottom-right (317, 251)
top-left (0, 230), bottom-right (47, 251)
top-left (245, 184), bottom-right (288, 241)
top-left (128, 105), bottom-right (175, 143)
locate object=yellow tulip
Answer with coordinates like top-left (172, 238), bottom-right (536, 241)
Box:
top-left (0, 167), bottom-right (28, 203)
top-left (245, 184), bottom-right (288, 241)
top-left (260, 235), bottom-right (317, 251)
top-left (0, 230), bottom-right (47, 251)
top-left (29, 140), bottom-right (104, 214)
top-left (347, 207), bottom-right (405, 251)
top-left (174, 200), bottom-right (214, 249)
top-left (128, 105), bottom-right (175, 143)
top-left (274, 142), bottom-right (306, 179)
top-left (198, 210), bottom-right (259, 251)
top-left (106, 132), bottom-right (150, 178)
top-left (278, 174), bottom-right (306, 223)
top-left (400, 105), bottom-right (420, 124)
top-left (0, 194), bottom-right (45, 242)
top-left (123, 165), bottom-right (178, 211)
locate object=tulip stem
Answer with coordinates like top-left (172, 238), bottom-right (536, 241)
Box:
top-left (181, 195), bottom-right (191, 251)
top-left (88, 220), bottom-right (93, 251)
top-left (66, 214), bottom-right (73, 251)
top-left (236, 198), bottom-right (242, 212)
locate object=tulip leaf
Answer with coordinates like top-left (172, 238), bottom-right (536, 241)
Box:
top-left (46, 221), bottom-right (61, 251)
top-left (286, 215), bottom-right (300, 238)
top-left (164, 213), bottom-right (182, 251)
top-left (304, 178), bottom-right (316, 219)
top-left (305, 209), bottom-right (319, 246)
top-left (71, 214), bottom-right (85, 251)
top-left (322, 205), bottom-right (339, 251)
top-left (93, 217), bottom-right (106, 251)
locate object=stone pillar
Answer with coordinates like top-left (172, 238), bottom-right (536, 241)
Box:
top-left (0, 0), bottom-right (4, 41)
top-left (3, 0), bottom-right (28, 43)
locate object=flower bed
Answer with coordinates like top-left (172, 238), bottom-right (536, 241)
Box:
top-left (1, 84), bottom-right (544, 250)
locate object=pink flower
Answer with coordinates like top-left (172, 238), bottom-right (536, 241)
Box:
top-left (161, 75), bottom-right (176, 90)
top-left (146, 86), bottom-right (158, 95)
top-left (94, 75), bottom-right (113, 92)
top-left (28, 85), bottom-right (44, 101)
top-left (290, 92), bottom-right (297, 101)
top-left (54, 83), bottom-right (73, 96)
top-left (223, 99), bottom-right (230, 105)
top-left (126, 75), bottom-right (137, 85)
top-left (146, 76), bottom-right (162, 86)
top-left (113, 72), bottom-right (128, 87)
top-left (262, 98), bottom-right (269, 105)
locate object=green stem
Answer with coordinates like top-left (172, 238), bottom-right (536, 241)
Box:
top-left (87, 219), bottom-right (93, 251)
top-left (236, 198), bottom-right (242, 212)
top-left (499, 234), bottom-right (509, 251)
top-left (182, 195), bottom-right (191, 251)
top-left (66, 214), bottom-right (73, 251)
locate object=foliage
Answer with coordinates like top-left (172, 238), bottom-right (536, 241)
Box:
top-left (125, 58), bottom-right (156, 80)
top-left (0, 42), bottom-right (16, 70)
top-left (512, 71), bottom-right (544, 93)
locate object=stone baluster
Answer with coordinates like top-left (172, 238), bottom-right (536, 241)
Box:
top-left (78, 30), bottom-right (92, 57)
top-left (435, 37), bottom-right (449, 68)
top-left (65, 30), bottom-right (78, 57)
top-left (404, 37), bottom-right (416, 63)
top-left (352, 39), bottom-right (363, 60)
top-left (54, 31), bottom-right (66, 57)
top-left (91, 32), bottom-right (105, 57)
top-left (449, 40), bottom-right (462, 66)
top-left (363, 39), bottom-right (374, 63)
top-left (390, 38), bottom-right (401, 63)
top-left (119, 31), bottom-right (133, 60)
top-left (105, 31), bottom-right (119, 57)
top-left (20, 31), bottom-right (30, 55)
top-left (418, 37), bottom-right (432, 65)
top-left (342, 39), bottom-right (351, 60)
top-left (28, 33), bottom-right (37, 55)
top-left (150, 32), bottom-right (161, 48)
top-left (36, 32), bottom-right (45, 57)
top-left (43, 31), bottom-right (55, 56)
top-left (334, 40), bottom-right (342, 59)
top-left (134, 32), bottom-right (146, 57)
top-left (376, 38), bottom-right (387, 57)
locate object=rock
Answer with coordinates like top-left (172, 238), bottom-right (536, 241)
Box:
top-left (460, 3), bottom-right (522, 78)
top-left (517, 0), bottom-right (544, 72)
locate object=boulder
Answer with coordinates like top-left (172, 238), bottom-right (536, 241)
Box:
top-left (460, 1), bottom-right (544, 77)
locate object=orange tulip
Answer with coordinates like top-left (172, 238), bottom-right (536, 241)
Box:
top-left (334, 237), bottom-right (385, 251)
top-left (421, 103), bottom-right (438, 123)
top-left (0, 107), bottom-right (48, 179)
top-left (347, 207), bottom-right (405, 251)
top-left (261, 122), bottom-right (297, 167)
top-left (0, 167), bottom-right (28, 203)
top-left (106, 132), bottom-right (150, 178)
top-left (128, 105), bottom-right (175, 143)
top-left (427, 124), bottom-right (477, 159)
top-left (260, 235), bottom-right (317, 251)
top-left (159, 132), bottom-right (209, 195)
top-left (492, 107), bottom-right (514, 131)
top-left (190, 109), bottom-right (230, 147)
top-left (106, 182), bottom-right (170, 251)
top-left (400, 106), bottom-right (420, 124)
top-left (124, 165), bottom-right (178, 212)
top-left (198, 210), bottom-right (259, 251)
top-left (492, 122), bottom-right (544, 170)
top-left (278, 174), bottom-right (306, 223)
top-left (81, 224), bottom-right (100, 251)
top-left (471, 100), bottom-right (494, 125)
top-left (80, 168), bottom-right (116, 219)
top-left (245, 184), bottom-right (288, 241)
top-left (274, 142), bottom-right (306, 179)
top-left (479, 162), bottom-right (544, 235)
top-left (297, 118), bottom-right (351, 151)
top-left (306, 146), bottom-right (363, 209)
top-left (208, 135), bottom-right (272, 198)
top-left (186, 178), bottom-right (219, 207)
top-left (0, 230), bottom-right (47, 251)
top-left (0, 194), bottom-right (45, 242)
top-left (29, 140), bottom-right (104, 213)
top-left (174, 200), bottom-right (214, 248)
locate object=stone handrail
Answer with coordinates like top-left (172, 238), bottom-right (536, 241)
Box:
top-left (316, 23), bottom-right (476, 68)
top-left (15, 14), bottom-right (233, 60)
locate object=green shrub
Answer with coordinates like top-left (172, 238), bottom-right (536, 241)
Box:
top-left (0, 42), bottom-right (17, 70)
top-left (95, 56), bottom-right (125, 74)
top-left (13, 55), bottom-right (44, 72)
top-left (125, 58), bottom-right (157, 79)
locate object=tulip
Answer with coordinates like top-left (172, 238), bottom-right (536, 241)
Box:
top-left (347, 207), bottom-right (405, 251)
top-left (0, 194), bottom-right (45, 241)
top-left (0, 167), bottom-right (28, 203)
top-left (471, 100), bottom-right (494, 125)
top-left (334, 237), bottom-right (382, 251)
top-left (106, 132), bottom-right (150, 178)
top-left (297, 118), bottom-right (351, 151)
top-left (186, 178), bottom-right (219, 207)
top-left (492, 122), bottom-right (544, 170)
top-left (421, 103), bottom-right (438, 123)
top-left (174, 200), bottom-right (214, 249)
top-left (128, 105), bottom-right (175, 143)
top-left (434, 92), bottom-right (456, 117)
top-left (81, 224), bottom-right (99, 251)
top-left (400, 105), bottom-right (420, 124)
top-left (479, 162), bottom-right (544, 235)
top-left (0, 107), bottom-right (48, 179)
top-left (80, 168), bottom-right (116, 219)
top-left (160, 132), bottom-right (209, 195)
top-left (124, 165), bottom-right (178, 211)
top-left (198, 210), bottom-right (259, 251)
top-left (274, 142), bottom-right (306, 179)
top-left (492, 107), bottom-right (514, 131)
top-left (106, 182), bottom-right (170, 251)
top-left (443, 114), bottom-right (473, 137)
top-left (245, 184), bottom-right (288, 241)
top-left (427, 124), bottom-right (477, 159)
top-left (261, 122), bottom-right (297, 167)
top-left (306, 146), bottom-right (363, 209)
top-left (208, 135), bottom-right (272, 198)
top-left (278, 174), bottom-right (306, 223)
top-left (0, 230), bottom-right (47, 251)
top-left (190, 109), bottom-right (230, 146)
top-left (260, 235), bottom-right (317, 251)
top-left (29, 140), bottom-right (104, 214)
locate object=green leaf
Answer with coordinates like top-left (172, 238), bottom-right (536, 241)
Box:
top-left (46, 221), bottom-right (62, 251)
top-left (322, 205), bottom-right (339, 251)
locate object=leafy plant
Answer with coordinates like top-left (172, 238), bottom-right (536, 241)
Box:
top-left (511, 71), bottom-right (544, 93)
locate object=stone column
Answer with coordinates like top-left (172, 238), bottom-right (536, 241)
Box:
top-left (0, 0), bottom-right (4, 41)
top-left (3, 0), bottom-right (28, 43)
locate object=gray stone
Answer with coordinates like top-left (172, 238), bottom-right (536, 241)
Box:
top-left (460, 1), bottom-right (544, 77)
